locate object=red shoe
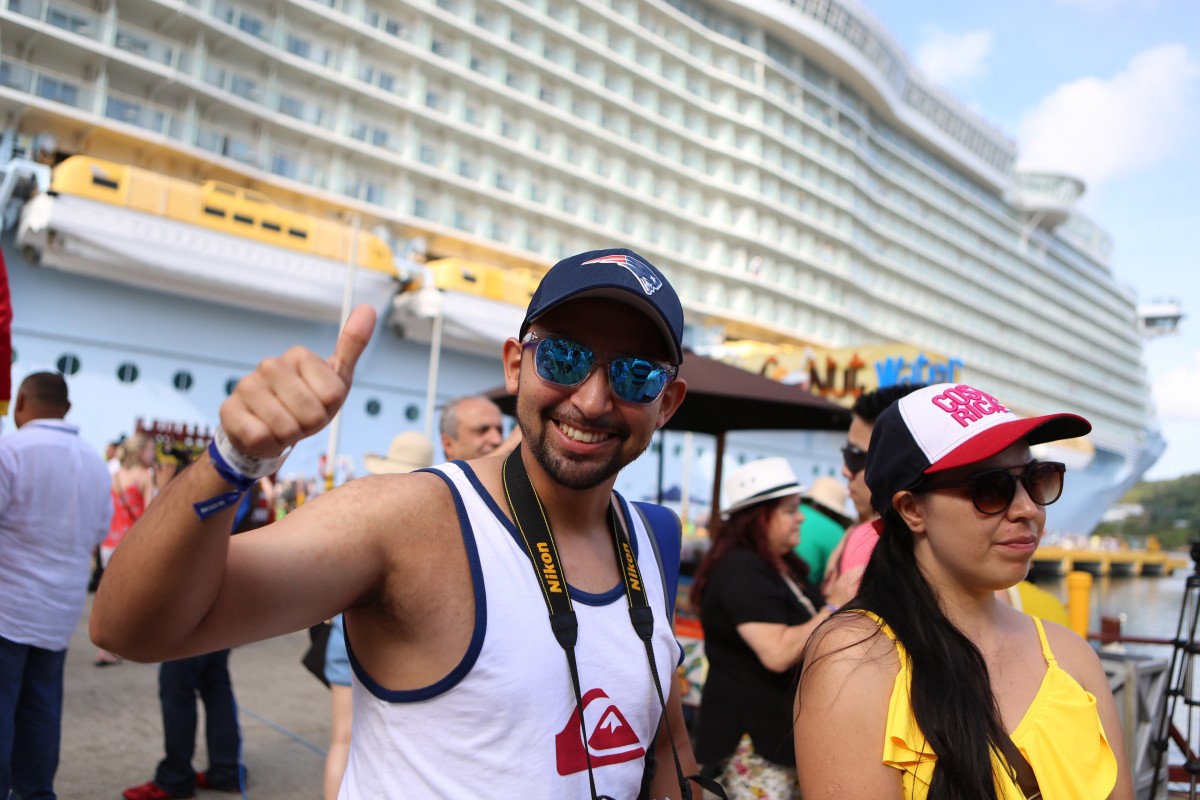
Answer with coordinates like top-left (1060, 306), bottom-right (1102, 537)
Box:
top-left (122, 782), bottom-right (193, 800)
top-left (196, 771), bottom-right (242, 794)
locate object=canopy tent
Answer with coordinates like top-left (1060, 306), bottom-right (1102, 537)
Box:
top-left (487, 350), bottom-right (851, 511)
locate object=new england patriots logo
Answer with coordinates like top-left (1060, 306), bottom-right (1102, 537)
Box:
top-left (580, 254), bottom-right (663, 296)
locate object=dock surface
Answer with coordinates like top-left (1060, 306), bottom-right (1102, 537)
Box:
top-left (56, 595), bottom-right (330, 799)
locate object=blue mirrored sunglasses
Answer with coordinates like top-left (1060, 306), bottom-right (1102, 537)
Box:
top-left (521, 332), bottom-right (678, 405)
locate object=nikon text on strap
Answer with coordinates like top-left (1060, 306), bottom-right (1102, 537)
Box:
top-left (501, 446), bottom-right (726, 800)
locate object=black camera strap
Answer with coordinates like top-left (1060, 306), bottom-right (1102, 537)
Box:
top-left (501, 447), bottom-right (725, 800)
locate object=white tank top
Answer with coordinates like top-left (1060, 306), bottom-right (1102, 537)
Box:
top-left (340, 461), bottom-right (681, 799)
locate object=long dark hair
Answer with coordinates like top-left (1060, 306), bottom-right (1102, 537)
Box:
top-left (690, 497), bottom-right (809, 609)
top-left (830, 508), bottom-right (1017, 799)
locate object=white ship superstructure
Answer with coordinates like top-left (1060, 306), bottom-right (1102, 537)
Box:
top-left (0, 0), bottom-right (1160, 531)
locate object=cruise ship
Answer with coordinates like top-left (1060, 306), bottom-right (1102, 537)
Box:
top-left (0, 0), bottom-right (1162, 534)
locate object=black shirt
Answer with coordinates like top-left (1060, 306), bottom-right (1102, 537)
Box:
top-left (695, 548), bottom-right (816, 768)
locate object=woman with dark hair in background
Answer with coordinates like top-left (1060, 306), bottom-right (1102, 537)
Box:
top-left (691, 458), bottom-right (858, 800)
top-left (795, 383), bottom-right (1133, 799)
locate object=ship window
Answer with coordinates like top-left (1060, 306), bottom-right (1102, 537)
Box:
top-left (233, 214), bottom-right (254, 225)
top-left (365, 399), bottom-right (381, 417)
top-left (225, 378), bottom-right (239, 396)
top-left (116, 362), bottom-right (139, 384)
top-left (288, 228), bottom-right (308, 239)
top-left (405, 404), bottom-right (420, 421)
top-left (172, 370), bottom-right (194, 392)
top-left (91, 175), bottom-right (119, 190)
top-left (204, 206), bottom-right (226, 218)
top-left (262, 221), bottom-right (282, 232)
top-left (56, 354), bottom-right (81, 376)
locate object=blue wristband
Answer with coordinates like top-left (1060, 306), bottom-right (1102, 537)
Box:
top-left (193, 440), bottom-right (256, 520)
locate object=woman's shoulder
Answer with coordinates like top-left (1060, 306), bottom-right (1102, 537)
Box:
top-left (804, 612), bottom-right (900, 681)
top-left (1038, 617), bottom-right (1107, 683)
top-left (798, 611), bottom-right (901, 726)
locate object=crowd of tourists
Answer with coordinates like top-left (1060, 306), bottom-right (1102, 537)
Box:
top-left (1, 247), bottom-right (1131, 799)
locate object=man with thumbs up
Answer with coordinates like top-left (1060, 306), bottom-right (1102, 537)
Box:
top-left (92, 248), bottom-right (707, 800)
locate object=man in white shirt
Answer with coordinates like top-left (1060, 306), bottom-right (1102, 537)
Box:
top-left (0, 372), bottom-right (113, 799)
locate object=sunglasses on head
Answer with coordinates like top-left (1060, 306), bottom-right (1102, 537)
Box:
top-left (521, 332), bottom-right (678, 405)
top-left (841, 443), bottom-right (868, 475)
top-left (918, 461), bottom-right (1066, 516)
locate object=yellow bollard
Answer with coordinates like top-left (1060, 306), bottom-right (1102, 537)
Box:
top-left (1066, 571), bottom-right (1092, 639)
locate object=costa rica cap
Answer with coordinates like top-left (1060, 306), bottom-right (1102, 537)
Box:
top-left (721, 457), bottom-right (803, 520)
top-left (865, 382), bottom-right (1091, 517)
top-left (521, 248), bottom-right (684, 364)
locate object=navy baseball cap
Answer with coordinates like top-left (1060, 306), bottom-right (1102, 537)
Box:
top-left (865, 383), bottom-right (1091, 517)
top-left (520, 248), bottom-right (684, 364)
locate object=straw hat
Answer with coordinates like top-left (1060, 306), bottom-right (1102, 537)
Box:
top-left (721, 457), bottom-right (803, 519)
top-left (801, 482), bottom-right (849, 525)
top-left (363, 431), bottom-right (435, 475)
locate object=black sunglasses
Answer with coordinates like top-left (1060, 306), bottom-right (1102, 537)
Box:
top-left (918, 461), bottom-right (1067, 516)
top-left (841, 443), bottom-right (868, 475)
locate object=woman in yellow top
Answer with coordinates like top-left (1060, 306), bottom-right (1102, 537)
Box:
top-left (794, 383), bottom-right (1133, 799)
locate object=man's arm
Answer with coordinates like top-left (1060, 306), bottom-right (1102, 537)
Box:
top-left (91, 306), bottom-right (391, 661)
top-left (648, 680), bottom-right (699, 800)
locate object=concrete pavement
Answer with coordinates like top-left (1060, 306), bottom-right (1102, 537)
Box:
top-left (56, 595), bottom-right (331, 799)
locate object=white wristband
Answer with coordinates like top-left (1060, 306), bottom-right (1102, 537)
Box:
top-left (214, 427), bottom-right (289, 480)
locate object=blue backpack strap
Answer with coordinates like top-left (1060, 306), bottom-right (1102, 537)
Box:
top-left (632, 501), bottom-right (681, 618)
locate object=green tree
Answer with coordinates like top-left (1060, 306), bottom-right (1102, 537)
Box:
top-left (1095, 473), bottom-right (1200, 549)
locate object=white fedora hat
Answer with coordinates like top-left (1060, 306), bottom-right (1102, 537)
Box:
top-left (363, 431), bottom-right (435, 475)
top-left (721, 457), bottom-right (803, 519)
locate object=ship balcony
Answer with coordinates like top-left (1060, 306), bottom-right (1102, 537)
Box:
top-left (1013, 171), bottom-right (1085, 231)
top-left (1137, 301), bottom-right (1184, 337)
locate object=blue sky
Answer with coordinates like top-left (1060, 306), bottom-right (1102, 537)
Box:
top-left (864, 0), bottom-right (1200, 480)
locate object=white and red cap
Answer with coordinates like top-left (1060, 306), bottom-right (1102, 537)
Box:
top-left (864, 383), bottom-right (1091, 517)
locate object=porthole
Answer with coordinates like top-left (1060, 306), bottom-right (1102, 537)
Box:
top-left (173, 370), bottom-right (194, 392)
top-left (365, 398), bottom-right (381, 417)
top-left (116, 362), bottom-right (139, 384)
top-left (404, 404), bottom-right (420, 421)
top-left (56, 353), bottom-right (81, 375)
top-left (225, 378), bottom-right (239, 396)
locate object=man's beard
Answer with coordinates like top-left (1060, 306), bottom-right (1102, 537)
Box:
top-left (516, 391), bottom-right (643, 491)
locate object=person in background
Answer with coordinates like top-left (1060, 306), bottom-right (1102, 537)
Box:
top-left (795, 383), bottom-right (1132, 799)
top-left (324, 430), bottom-right (434, 800)
top-left (794, 476), bottom-right (852, 585)
top-left (438, 395), bottom-right (505, 460)
top-left (106, 436), bottom-right (126, 476)
top-left (690, 458), bottom-right (858, 800)
top-left (0, 372), bottom-right (112, 799)
top-left (822, 384), bottom-right (926, 595)
top-left (122, 451), bottom-right (259, 800)
top-left (95, 431), bottom-right (157, 666)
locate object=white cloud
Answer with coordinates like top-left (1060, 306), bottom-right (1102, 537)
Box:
top-left (1153, 349), bottom-right (1200, 419)
top-left (1017, 44), bottom-right (1200, 187)
top-left (914, 27), bottom-right (993, 90)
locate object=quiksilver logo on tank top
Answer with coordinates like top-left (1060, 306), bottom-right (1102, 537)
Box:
top-left (554, 688), bottom-right (645, 774)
